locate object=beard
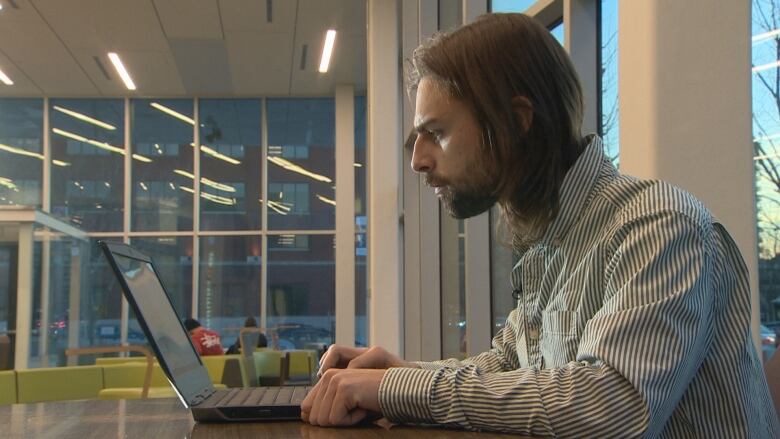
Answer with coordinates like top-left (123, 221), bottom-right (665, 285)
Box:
top-left (427, 172), bottom-right (499, 219)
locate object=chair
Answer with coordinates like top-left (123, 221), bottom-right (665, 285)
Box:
top-left (282, 350), bottom-right (315, 385)
top-left (66, 345), bottom-right (155, 398)
top-left (253, 350), bottom-right (283, 386)
top-left (0, 370), bottom-right (16, 405)
top-left (16, 365), bottom-right (104, 403)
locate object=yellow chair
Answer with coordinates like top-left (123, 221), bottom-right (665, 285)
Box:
top-left (16, 366), bottom-right (104, 403)
top-left (67, 345), bottom-right (157, 399)
top-left (253, 350), bottom-right (283, 386)
top-left (282, 350), bottom-right (315, 385)
top-left (0, 370), bottom-right (16, 405)
top-left (94, 357), bottom-right (148, 366)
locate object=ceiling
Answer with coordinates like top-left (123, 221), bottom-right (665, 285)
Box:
top-left (0, 0), bottom-right (367, 97)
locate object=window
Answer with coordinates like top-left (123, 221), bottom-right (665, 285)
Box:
top-left (0, 99), bottom-right (43, 208)
top-left (266, 99), bottom-right (335, 231)
top-left (50, 99), bottom-right (124, 231)
top-left (131, 99), bottom-right (194, 232)
top-left (600, 0), bottom-right (620, 164)
top-left (753, 0), bottom-right (780, 354)
top-left (199, 99), bottom-right (262, 231)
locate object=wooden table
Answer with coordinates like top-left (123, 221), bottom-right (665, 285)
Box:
top-left (0, 398), bottom-right (529, 438)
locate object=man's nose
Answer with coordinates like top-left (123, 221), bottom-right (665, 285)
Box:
top-left (411, 137), bottom-right (434, 174)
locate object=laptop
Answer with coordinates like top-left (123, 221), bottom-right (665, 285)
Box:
top-left (99, 240), bottom-right (312, 422)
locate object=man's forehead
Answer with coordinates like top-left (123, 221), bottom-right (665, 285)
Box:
top-left (414, 78), bottom-right (451, 127)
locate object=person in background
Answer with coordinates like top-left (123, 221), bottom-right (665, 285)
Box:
top-left (225, 316), bottom-right (268, 355)
top-left (183, 318), bottom-right (223, 356)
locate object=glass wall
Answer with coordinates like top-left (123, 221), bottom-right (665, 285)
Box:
top-left (131, 99), bottom-right (194, 232)
top-left (753, 0), bottom-right (780, 362)
top-left (600, 0), bottom-right (620, 163)
top-left (0, 99), bottom-right (43, 208)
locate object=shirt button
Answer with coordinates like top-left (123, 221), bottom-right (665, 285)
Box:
top-left (528, 328), bottom-right (539, 340)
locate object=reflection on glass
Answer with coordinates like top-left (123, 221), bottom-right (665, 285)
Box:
top-left (754, 0), bottom-right (780, 350)
top-left (81, 238), bottom-right (124, 356)
top-left (130, 237), bottom-right (193, 320)
top-left (267, 234), bottom-right (334, 350)
top-left (441, 214), bottom-right (466, 359)
top-left (50, 99), bottom-right (124, 231)
top-left (131, 99), bottom-right (194, 231)
top-left (355, 96), bottom-right (368, 346)
top-left (266, 99), bottom-right (335, 230)
top-left (0, 99), bottom-right (42, 208)
top-left (601, 0), bottom-right (620, 164)
top-left (198, 236), bottom-right (261, 344)
top-left (550, 21), bottom-right (564, 45)
top-left (199, 100), bottom-right (262, 231)
top-left (0, 245), bottom-right (12, 336)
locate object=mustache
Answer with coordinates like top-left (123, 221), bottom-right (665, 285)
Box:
top-left (424, 174), bottom-right (449, 188)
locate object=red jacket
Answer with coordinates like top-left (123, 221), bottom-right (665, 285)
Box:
top-left (189, 327), bottom-right (223, 356)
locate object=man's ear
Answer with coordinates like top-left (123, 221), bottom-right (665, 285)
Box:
top-left (511, 96), bottom-right (534, 135)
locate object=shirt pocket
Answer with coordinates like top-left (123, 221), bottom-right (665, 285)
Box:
top-left (540, 310), bottom-right (578, 368)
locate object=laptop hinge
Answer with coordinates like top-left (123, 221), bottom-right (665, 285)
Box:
top-left (191, 388), bottom-right (215, 406)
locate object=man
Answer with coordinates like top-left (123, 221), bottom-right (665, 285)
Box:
top-left (183, 318), bottom-right (223, 356)
top-left (301, 13), bottom-right (779, 437)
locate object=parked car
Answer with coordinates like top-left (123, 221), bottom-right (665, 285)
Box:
top-left (761, 324), bottom-right (777, 362)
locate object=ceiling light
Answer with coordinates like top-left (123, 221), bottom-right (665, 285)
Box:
top-left (0, 68), bottom-right (13, 86)
top-left (267, 156), bottom-right (332, 183)
top-left (316, 194), bottom-right (336, 206)
top-left (319, 30), bottom-right (337, 73)
top-left (53, 106), bottom-right (116, 130)
top-left (753, 29), bottom-right (780, 43)
top-left (107, 52), bottom-right (136, 90)
top-left (190, 142), bottom-right (241, 165)
top-left (150, 102), bottom-right (194, 125)
top-left (753, 60), bottom-right (780, 73)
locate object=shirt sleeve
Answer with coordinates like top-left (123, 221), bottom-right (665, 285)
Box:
top-left (414, 310), bottom-right (522, 373)
top-left (379, 210), bottom-right (714, 437)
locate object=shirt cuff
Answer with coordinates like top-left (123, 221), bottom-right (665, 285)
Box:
top-left (413, 361), bottom-right (448, 371)
top-left (379, 367), bottom-right (439, 424)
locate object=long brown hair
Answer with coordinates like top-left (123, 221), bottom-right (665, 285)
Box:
top-left (407, 13), bottom-right (585, 251)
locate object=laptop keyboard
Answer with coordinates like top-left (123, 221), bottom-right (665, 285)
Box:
top-left (210, 386), bottom-right (311, 407)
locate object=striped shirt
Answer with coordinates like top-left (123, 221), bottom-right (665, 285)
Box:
top-left (379, 135), bottom-right (780, 437)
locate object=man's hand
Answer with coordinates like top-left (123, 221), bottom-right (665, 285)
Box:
top-left (301, 368), bottom-right (385, 427)
top-left (319, 345), bottom-right (419, 376)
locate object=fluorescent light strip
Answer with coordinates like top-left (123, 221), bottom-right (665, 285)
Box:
top-left (173, 169), bottom-right (236, 193)
top-left (267, 156), bottom-right (332, 183)
top-left (753, 60), bottom-right (780, 73)
top-left (179, 185), bottom-right (235, 205)
top-left (353, 162), bottom-right (362, 168)
top-left (52, 127), bottom-right (151, 162)
top-left (107, 52), bottom-right (136, 90)
top-left (0, 68), bottom-right (13, 86)
top-left (0, 143), bottom-right (44, 160)
top-left (316, 194), bottom-right (336, 206)
top-left (754, 29), bottom-right (780, 43)
top-left (53, 106), bottom-right (116, 130)
top-left (190, 142), bottom-right (241, 165)
top-left (52, 160), bottom-right (71, 167)
top-left (151, 102), bottom-right (194, 125)
top-left (319, 30), bottom-right (337, 73)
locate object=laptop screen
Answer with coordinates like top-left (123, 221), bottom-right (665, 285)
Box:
top-left (110, 248), bottom-right (213, 406)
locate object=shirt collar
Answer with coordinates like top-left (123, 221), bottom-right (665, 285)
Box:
top-left (540, 134), bottom-right (613, 245)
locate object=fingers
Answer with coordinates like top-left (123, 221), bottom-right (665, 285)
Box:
top-left (319, 345), bottom-right (367, 376)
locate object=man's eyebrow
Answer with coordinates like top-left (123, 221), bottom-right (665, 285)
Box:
top-left (404, 130), bottom-right (416, 151)
top-left (412, 118), bottom-right (436, 134)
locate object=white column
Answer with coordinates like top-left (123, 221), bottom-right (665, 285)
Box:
top-left (192, 98), bottom-right (201, 319)
top-left (564, 0), bottom-right (598, 135)
top-left (67, 244), bottom-right (81, 366)
top-left (368, 0), bottom-right (403, 354)
top-left (461, 0), bottom-right (493, 357)
top-left (618, 1), bottom-right (759, 351)
top-left (121, 98), bottom-right (131, 348)
top-left (14, 224), bottom-right (33, 370)
top-left (335, 85), bottom-right (356, 347)
top-left (402, 0), bottom-right (441, 361)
